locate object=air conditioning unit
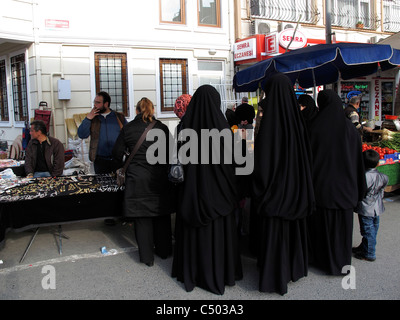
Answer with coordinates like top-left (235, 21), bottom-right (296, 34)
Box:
top-left (369, 36), bottom-right (383, 44)
top-left (251, 21), bottom-right (271, 35)
top-left (278, 22), bottom-right (295, 32)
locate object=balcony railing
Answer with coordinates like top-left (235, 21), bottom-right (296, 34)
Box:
top-left (250, 0), bottom-right (320, 24)
top-left (250, 0), bottom-right (400, 33)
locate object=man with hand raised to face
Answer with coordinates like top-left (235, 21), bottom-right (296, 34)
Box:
top-left (78, 91), bottom-right (127, 174)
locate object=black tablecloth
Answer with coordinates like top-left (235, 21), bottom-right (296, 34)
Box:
top-left (0, 174), bottom-right (123, 247)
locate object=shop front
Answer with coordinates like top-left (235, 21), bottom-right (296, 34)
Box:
top-left (334, 74), bottom-right (397, 126)
top-left (233, 32), bottom-right (400, 125)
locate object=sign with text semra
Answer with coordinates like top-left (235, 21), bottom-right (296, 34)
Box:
top-left (234, 38), bottom-right (257, 62)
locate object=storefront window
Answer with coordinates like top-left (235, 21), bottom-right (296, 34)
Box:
top-left (381, 81), bottom-right (394, 118)
top-left (338, 81), bottom-right (371, 121)
top-left (11, 53), bottom-right (28, 122)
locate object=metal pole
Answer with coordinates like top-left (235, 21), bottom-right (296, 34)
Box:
top-left (325, 0), bottom-right (332, 44)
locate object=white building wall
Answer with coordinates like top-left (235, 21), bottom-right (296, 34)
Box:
top-left (0, 0), bottom-right (236, 147)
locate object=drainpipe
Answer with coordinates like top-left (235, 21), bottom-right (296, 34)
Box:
top-left (325, 0), bottom-right (332, 44)
top-left (50, 72), bottom-right (64, 139)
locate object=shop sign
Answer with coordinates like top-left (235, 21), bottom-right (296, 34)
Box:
top-left (374, 79), bottom-right (380, 120)
top-left (45, 19), bottom-right (69, 29)
top-left (279, 28), bottom-right (307, 50)
top-left (265, 33), bottom-right (278, 55)
top-left (234, 38), bottom-right (257, 62)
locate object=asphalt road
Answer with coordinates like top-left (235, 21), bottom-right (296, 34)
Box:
top-left (1, 191), bottom-right (399, 306)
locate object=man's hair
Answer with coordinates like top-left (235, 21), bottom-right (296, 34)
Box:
top-left (30, 120), bottom-right (47, 135)
top-left (97, 91), bottom-right (111, 108)
top-left (349, 95), bottom-right (361, 105)
top-left (242, 96), bottom-right (249, 103)
top-left (363, 149), bottom-right (380, 169)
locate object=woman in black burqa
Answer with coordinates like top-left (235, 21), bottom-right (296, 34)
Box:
top-left (298, 94), bottom-right (318, 132)
top-left (171, 85), bottom-right (243, 295)
top-left (251, 73), bottom-right (315, 295)
top-left (307, 89), bottom-right (366, 275)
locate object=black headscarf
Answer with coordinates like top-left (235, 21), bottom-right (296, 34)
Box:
top-left (252, 73), bottom-right (315, 220)
top-left (298, 94), bottom-right (318, 124)
top-left (309, 89), bottom-right (366, 209)
top-left (180, 85), bottom-right (238, 227)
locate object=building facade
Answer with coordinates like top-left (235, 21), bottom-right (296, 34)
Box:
top-left (234, 0), bottom-right (400, 124)
top-left (1, 0), bottom-right (400, 150)
top-left (0, 0), bottom-right (238, 148)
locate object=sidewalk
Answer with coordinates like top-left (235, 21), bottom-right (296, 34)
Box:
top-left (0, 192), bottom-right (399, 301)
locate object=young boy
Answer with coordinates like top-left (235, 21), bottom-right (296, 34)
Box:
top-left (353, 149), bottom-right (389, 262)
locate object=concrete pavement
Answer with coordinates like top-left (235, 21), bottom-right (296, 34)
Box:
top-left (0, 192), bottom-right (399, 302)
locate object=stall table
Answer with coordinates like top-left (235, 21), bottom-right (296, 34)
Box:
top-left (0, 174), bottom-right (123, 261)
top-left (377, 162), bottom-right (400, 192)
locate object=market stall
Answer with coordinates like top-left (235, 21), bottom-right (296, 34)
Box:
top-left (0, 174), bottom-right (124, 253)
top-left (364, 127), bottom-right (400, 192)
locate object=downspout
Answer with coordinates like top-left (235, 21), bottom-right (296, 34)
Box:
top-left (50, 72), bottom-right (63, 139)
top-left (32, 1), bottom-right (42, 106)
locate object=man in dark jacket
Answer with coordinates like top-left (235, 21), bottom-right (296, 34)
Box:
top-left (25, 120), bottom-right (65, 178)
top-left (78, 91), bottom-right (127, 174)
top-left (344, 90), bottom-right (373, 137)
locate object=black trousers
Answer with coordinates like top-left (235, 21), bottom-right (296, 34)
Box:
top-left (134, 215), bottom-right (172, 264)
top-left (94, 157), bottom-right (118, 174)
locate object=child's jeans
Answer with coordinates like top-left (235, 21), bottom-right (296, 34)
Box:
top-left (358, 215), bottom-right (380, 260)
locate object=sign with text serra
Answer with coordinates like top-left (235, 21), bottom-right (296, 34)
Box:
top-left (279, 28), bottom-right (307, 50)
top-left (234, 38), bottom-right (257, 62)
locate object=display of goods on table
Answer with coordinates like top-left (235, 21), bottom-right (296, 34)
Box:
top-left (377, 163), bottom-right (400, 191)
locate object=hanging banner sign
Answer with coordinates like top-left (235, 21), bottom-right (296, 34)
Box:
top-left (234, 38), bottom-right (257, 62)
top-left (279, 28), bottom-right (307, 50)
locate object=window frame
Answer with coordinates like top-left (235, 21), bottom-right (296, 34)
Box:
top-left (0, 58), bottom-right (9, 122)
top-left (10, 51), bottom-right (29, 124)
top-left (159, 58), bottom-right (189, 113)
top-left (159, 0), bottom-right (186, 25)
top-left (198, 0), bottom-right (221, 28)
top-left (94, 52), bottom-right (129, 117)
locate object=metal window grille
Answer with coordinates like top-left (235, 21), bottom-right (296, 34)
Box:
top-left (0, 60), bottom-right (9, 121)
top-left (383, 0), bottom-right (400, 32)
top-left (11, 54), bottom-right (28, 122)
top-left (159, 58), bottom-right (188, 112)
top-left (95, 52), bottom-right (129, 116)
top-left (250, 0), bottom-right (318, 24)
top-left (330, 0), bottom-right (376, 30)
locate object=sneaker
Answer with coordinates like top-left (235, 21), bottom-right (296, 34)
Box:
top-left (354, 252), bottom-right (376, 262)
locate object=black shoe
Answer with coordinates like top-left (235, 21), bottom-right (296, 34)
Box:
top-left (145, 261), bottom-right (154, 267)
top-left (352, 246), bottom-right (362, 254)
top-left (354, 253), bottom-right (376, 262)
top-left (104, 219), bottom-right (116, 226)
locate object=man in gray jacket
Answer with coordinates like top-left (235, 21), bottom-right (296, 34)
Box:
top-left (354, 149), bottom-right (389, 262)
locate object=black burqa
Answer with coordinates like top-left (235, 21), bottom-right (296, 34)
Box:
top-left (251, 73), bottom-right (315, 295)
top-left (307, 89), bottom-right (367, 275)
top-left (298, 94), bottom-right (318, 132)
top-left (171, 85), bottom-right (243, 295)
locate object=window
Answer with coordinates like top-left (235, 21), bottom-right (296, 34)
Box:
top-left (383, 0), bottom-right (400, 32)
top-left (0, 60), bottom-right (9, 121)
top-left (160, 0), bottom-right (185, 24)
top-left (159, 58), bottom-right (188, 112)
top-left (250, 0), bottom-right (317, 24)
top-left (198, 0), bottom-right (221, 27)
top-left (11, 54), bottom-right (28, 122)
top-left (330, 0), bottom-right (373, 29)
top-left (94, 52), bottom-right (129, 116)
